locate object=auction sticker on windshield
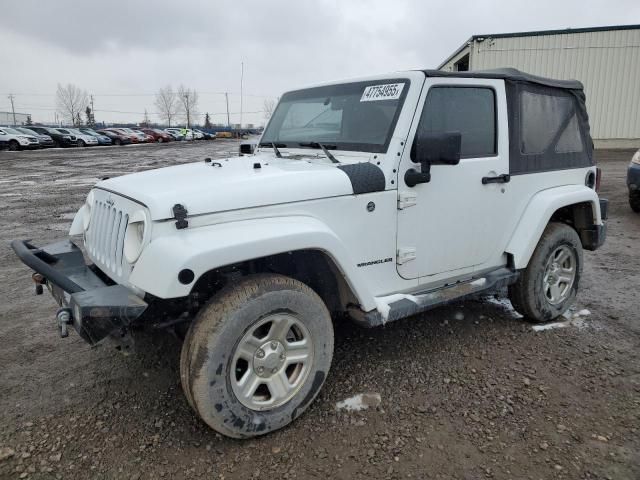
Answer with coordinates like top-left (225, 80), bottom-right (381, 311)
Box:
top-left (361, 83), bottom-right (404, 102)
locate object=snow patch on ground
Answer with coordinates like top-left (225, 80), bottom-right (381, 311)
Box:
top-left (532, 308), bottom-right (594, 331)
top-left (336, 393), bottom-right (382, 412)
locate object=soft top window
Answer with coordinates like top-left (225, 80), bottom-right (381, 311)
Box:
top-left (520, 91), bottom-right (582, 155)
top-left (508, 82), bottom-right (592, 175)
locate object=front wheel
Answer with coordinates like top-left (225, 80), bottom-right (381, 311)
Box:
top-left (78, 140), bottom-right (86, 147)
top-left (509, 222), bottom-right (583, 322)
top-left (180, 274), bottom-right (334, 438)
top-left (8, 140), bottom-right (19, 151)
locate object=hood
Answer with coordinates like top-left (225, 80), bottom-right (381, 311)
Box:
top-left (96, 154), bottom-right (369, 221)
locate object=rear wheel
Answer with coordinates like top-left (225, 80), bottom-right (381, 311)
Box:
top-left (114, 138), bottom-right (121, 146)
top-left (8, 140), bottom-right (19, 151)
top-left (509, 222), bottom-right (583, 322)
top-left (180, 274), bottom-right (334, 438)
top-left (630, 192), bottom-right (640, 213)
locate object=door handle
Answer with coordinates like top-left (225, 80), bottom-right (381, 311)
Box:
top-left (482, 174), bottom-right (510, 185)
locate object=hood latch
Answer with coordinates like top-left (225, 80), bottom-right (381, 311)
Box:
top-left (172, 204), bottom-right (188, 230)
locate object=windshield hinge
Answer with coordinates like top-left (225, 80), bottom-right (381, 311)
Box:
top-left (397, 247), bottom-right (417, 265)
top-left (172, 204), bottom-right (188, 230)
top-left (398, 192), bottom-right (417, 210)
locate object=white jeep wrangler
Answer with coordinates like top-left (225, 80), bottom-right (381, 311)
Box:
top-left (13, 68), bottom-right (607, 438)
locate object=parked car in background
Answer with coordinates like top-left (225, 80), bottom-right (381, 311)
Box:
top-left (628, 149), bottom-right (640, 213)
top-left (97, 129), bottom-right (132, 146)
top-left (115, 128), bottom-right (147, 143)
top-left (28, 126), bottom-right (77, 148)
top-left (140, 128), bottom-right (172, 143)
top-left (194, 129), bottom-right (215, 140)
top-left (15, 127), bottom-right (55, 148)
top-left (0, 127), bottom-right (40, 150)
top-left (106, 128), bottom-right (139, 143)
top-left (133, 130), bottom-right (154, 142)
top-left (63, 128), bottom-right (99, 147)
top-left (164, 128), bottom-right (185, 141)
top-left (79, 128), bottom-right (113, 146)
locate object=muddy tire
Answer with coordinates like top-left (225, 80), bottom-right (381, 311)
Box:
top-left (630, 193), bottom-right (640, 213)
top-left (180, 274), bottom-right (334, 438)
top-left (509, 222), bottom-right (583, 323)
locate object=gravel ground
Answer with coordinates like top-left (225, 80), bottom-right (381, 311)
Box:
top-left (0, 142), bottom-right (638, 480)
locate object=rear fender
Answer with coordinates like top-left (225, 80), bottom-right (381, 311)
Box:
top-left (505, 185), bottom-right (602, 269)
top-left (128, 216), bottom-right (375, 310)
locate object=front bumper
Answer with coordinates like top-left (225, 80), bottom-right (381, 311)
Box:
top-left (11, 239), bottom-right (147, 345)
top-left (627, 163), bottom-right (640, 193)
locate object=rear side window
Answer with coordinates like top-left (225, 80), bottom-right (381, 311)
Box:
top-left (416, 86), bottom-right (496, 158)
top-left (520, 91), bottom-right (583, 154)
top-left (507, 82), bottom-right (592, 175)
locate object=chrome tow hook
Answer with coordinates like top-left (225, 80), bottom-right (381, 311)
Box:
top-left (56, 308), bottom-right (73, 338)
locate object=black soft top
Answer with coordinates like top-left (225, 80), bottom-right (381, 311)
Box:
top-left (420, 68), bottom-right (584, 91)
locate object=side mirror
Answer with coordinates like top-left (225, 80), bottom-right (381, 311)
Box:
top-left (405, 131), bottom-right (462, 187)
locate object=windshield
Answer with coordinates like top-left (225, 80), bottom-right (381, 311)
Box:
top-left (17, 128), bottom-right (37, 135)
top-left (261, 79), bottom-right (409, 153)
top-left (4, 127), bottom-right (22, 135)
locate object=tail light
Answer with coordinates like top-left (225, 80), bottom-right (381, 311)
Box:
top-left (595, 167), bottom-right (602, 193)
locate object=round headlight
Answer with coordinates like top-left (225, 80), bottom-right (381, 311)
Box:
top-left (123, 211), bottom-right (147, 264)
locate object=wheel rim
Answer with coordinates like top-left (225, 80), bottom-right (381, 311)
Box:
top-left (9, 141), bottom-right (18, 151)
top-left (230, 313), bottom-right (313, 411)
top-left (542, 245), bottom-right (576, 305)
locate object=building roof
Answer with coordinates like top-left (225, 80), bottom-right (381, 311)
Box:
top-left (437, 23), bottom-right (640, 69)
top-left (421, 68), bottom-right (584, 90)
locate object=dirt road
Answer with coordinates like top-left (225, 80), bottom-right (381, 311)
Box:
top-left (1, 142), bottom-right (638, 479)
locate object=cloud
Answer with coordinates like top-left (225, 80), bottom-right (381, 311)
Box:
top-left (1, 0), bottom-right (638, 124)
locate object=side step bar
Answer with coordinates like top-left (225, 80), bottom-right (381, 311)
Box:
top-left (360, 268), bottom-right (518, 327)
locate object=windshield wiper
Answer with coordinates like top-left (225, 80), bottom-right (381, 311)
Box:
top-left (259, 141), bottom-right (285, 158)
top-left (298, 142), bottom-right (339, 164)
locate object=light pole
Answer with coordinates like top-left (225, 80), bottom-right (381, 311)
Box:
top-left (8, 94), bottom-right (16, 125)
top-left (184, 94), bottom-right (189, 129)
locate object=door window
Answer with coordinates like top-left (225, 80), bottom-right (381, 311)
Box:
top-left (414, 86), bottom-right (496, 158)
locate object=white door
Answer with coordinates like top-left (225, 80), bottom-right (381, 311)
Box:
top-left (396, 78), bottom-right (511, 280)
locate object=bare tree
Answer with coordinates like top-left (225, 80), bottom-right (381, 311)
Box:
top-left (154, 86), bottom-right (178, 127)
top-left (56, 83), bottom-right (89, 126)
top-left (177, 85), bottom-right (199, 128)
top-left (263, 98), bottom-right (278, 120)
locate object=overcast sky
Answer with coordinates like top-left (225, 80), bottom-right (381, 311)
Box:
top-left (1, 0), bottom-right (638, 127)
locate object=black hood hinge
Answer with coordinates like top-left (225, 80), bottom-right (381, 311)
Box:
top-left (172, 204), bottom-right (188, 230)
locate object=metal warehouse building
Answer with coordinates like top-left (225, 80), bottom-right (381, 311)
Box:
top-left (439, 24), bottom-right (640, 148)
